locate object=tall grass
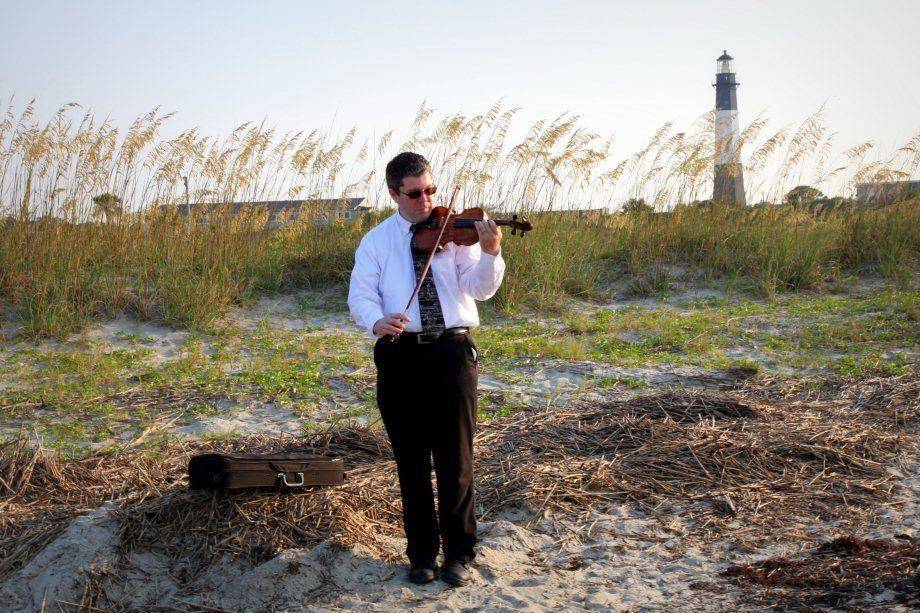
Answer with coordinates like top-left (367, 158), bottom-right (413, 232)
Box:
top-left (0, 99), bottom-right (918, 338)
top-left (494, 200), bottom-right (919, 308)
top-left (0, 210), bottom-right (380, 337)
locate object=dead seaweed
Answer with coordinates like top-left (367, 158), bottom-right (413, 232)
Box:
top-left (724, 535), bottom-right (919, 610)
top-left (1, 368), bottom-right (916, 595)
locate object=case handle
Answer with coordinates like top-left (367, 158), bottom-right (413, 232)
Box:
top-left (278, 472), bottom-right (305, 487)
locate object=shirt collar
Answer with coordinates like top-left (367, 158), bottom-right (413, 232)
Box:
top-left (394, 210), bottom-right (414, 236)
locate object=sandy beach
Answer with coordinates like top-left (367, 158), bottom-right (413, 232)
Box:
top-left (2, 285), bottom-right (918, 611)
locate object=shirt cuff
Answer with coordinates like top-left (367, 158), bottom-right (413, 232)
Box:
top-left (479, 249), bottom-right (502, 265)
top-left (364, 312), bottom-right (384, 338)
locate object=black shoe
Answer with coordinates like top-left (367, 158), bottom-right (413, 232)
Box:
top-left (408, 562), bottom-right (439, 584)
top-left (440, 559), bottom-right (471, 586)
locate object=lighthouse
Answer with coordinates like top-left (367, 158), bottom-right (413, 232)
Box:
top-left (713, 50), bottom-right (746, 205)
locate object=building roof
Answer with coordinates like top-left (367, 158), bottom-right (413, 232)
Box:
top-left (717, 50), bottom-right (733, 61)
top-left (536, 207), bottom-right (608, 215)
top-left (856, 180), bottom-right (920, 188)
top-left (172, 198), bottom-right (367, 216)
top-left (855, 180), bottom-right (920, 204)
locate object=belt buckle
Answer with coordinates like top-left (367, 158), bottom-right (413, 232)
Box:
top-left (417, 333), bottom-right (438, 344)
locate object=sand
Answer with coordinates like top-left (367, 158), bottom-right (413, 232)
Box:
top-left (2, 462), bottom-right (917, 611)
top-left (1, 286), bottom-right (917, 610)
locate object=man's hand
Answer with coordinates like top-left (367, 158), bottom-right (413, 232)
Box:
top-left (373, 313), bottom-right (410, 336)
top-left (475, 212), bottom-right (502, 256)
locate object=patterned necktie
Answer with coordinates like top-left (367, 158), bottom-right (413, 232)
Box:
top-left (410, 246), bottom-right (446, 337)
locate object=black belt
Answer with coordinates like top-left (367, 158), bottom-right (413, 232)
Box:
top-left (393, 327), bottom-right (470, 345)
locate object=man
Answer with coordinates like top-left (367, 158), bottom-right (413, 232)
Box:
top-left (348, 152), bottom-right (504, 586)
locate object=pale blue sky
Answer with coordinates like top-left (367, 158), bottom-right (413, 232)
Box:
top-left (2, 0), bottom-right (919, 162)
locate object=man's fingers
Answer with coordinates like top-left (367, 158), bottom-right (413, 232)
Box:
top-left (374, 313), bottom-right (410, 336)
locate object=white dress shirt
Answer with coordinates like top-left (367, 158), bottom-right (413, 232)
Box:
top-left (348, 211), bottom-right (506, 337)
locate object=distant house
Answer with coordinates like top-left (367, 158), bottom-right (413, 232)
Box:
top-left (536, 207), bottom-right (609, 219)
top-left (856, 181), bottom-right (920, 205)
top-left (171, 198), bottom-right (370, 227)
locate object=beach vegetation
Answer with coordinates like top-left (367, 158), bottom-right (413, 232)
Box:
top-left (0, 99), bottom-right (915, 340)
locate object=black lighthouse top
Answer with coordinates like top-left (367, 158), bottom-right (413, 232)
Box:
top-left (714, 50), bottom-right (739, 110)
top-left (716, 50), bottom-right (735, 75)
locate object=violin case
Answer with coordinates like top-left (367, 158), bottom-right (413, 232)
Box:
top-left (188, 452), bottom-right (345, 490)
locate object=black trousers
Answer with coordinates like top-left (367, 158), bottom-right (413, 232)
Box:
top-left (374, 332), bottom-right (478, 566)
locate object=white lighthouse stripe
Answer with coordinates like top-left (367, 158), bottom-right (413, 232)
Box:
top-left (714, 109), bottom-right (741, 166)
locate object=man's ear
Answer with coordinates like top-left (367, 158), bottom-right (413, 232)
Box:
top-left (387, 187), bottom-right (399, 202)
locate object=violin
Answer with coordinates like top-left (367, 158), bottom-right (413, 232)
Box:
top-left (396, 190), bottom-right (534, 325)
top-left (410, 206), bottom-right (533, 253)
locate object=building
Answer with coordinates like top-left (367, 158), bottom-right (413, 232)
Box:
top-left (172, 198), bottom-right (370, 227)
top-left (712, 50), bottom-right (746, 206)
top-left (536, 207), bottom-right (608, 219)
top-left (856, 180), bottom-right (920, 205)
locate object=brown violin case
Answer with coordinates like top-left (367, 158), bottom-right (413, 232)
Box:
top-left (188, 452), bottom-right (345, 490)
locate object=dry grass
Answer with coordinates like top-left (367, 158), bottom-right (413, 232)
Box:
top-left (2, 100), bottom-right (918, 219)
top-left (2, 368), bottom-right (916, 589)
top-left (0, 431), bottom-right (171, 580)
top-left (1, 100), bottom-right (918, 337)
top-left (723, 535), bottom-right (919, 609)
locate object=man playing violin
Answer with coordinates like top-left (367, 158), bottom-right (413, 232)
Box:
top-left (348, 152), bottom-right (504, 586)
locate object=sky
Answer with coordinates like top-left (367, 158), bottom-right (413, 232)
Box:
top-left (2, 0), bottom-right (919, 189)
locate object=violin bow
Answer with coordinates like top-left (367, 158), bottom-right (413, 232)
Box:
top-left (397, 184), bottom-right (461, 330)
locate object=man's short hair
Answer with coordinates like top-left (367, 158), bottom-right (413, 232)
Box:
top-left (385, 152), bottom-right (431, 191)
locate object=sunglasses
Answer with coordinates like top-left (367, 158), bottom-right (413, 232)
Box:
top-left (398, 185), bottom-right (437, 200)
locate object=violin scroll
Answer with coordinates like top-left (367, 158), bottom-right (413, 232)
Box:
top-left (509, 213), bottom-right (533, 237)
